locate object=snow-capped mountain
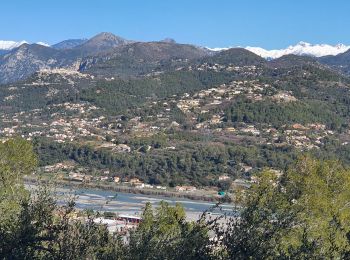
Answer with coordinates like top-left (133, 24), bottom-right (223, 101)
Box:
top-left (209, 42), bottom-right (350, 59)
top-left (0, 40), bottom-right (28, 50)
top-left (0, 40), bottom-right (50, 51)
top-left (35, 42), bottom-right (50, 47)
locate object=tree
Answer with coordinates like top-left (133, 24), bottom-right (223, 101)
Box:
top-left (127, 201), bottom-right (211, 260)
top-left (0, 138), bottom-right (125, 259)
top-left (1, 185), bottom-right (125, 259)
top-left (6, 138), bottom-right (350, 258)
top-left (106, 134), bottom-right (113, 142)
top-left (217, 180), bottom-right (232, 192)
top-left (219, 156), bottom-right (350, 259)
top-left (0, 138), bottom-right (37, 251)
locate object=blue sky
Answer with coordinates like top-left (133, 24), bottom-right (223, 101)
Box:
top-left (1, 0), bottom-right (349, 49)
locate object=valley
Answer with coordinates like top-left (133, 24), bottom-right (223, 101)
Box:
top-left (3, 1), bottom-right (350, 257)
top-left (2, 34), bottom-right (350, 194)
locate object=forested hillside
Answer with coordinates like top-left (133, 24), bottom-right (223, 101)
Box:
top-left (1, 34), bottom-right (350, 190)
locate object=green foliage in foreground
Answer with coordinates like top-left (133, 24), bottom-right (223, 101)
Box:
top-left (0, 138), bottom-right (37, 237)
top-left (3, 138), bottom-right (350, 259)
top-left (0, 139), bottom-right (212, 259)
top-left (221, 156), bottom-right (350, 259)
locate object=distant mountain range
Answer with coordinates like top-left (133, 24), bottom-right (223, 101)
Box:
top-left (52, 39), bottom-right (88, 50)
top-left (0, 40), bottom-right (49, 50)
top-left (0, 33), bottom-right (209, 83)
top-left (1, 32), bottom-right (350, 84)
top-left (247, 42), bottom-right (350, 59)
top-left (0, 40), bottom-right (28, 50)
top-left (209, 42), bottom-right (350, 59)
top-left (320, 49), bottom-right (350, 75)
top-left (0, 40), bottom-right (47, 55)
top-left (2, 37), bottom-right (350, 59)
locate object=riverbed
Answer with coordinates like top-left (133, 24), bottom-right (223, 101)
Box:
top-left (27, 185), bottom-right (235, 221)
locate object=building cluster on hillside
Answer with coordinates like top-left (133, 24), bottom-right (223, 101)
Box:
top-left (0, 75), bottom-right (336, 154)
top-left (0, 102), bottom-right (114, 143)
top-left (0, 63), bottom-right (344, 194)
top-left (187, 63), bottom-right (261, 76)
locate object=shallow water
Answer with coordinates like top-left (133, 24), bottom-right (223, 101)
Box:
top-left (27, 184), bottom-right (235, 220)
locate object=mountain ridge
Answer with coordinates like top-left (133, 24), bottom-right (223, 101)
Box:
top-left (52, 39), bottom-right (88, 50)
top-left (208, 41), bottom-right (350, 59)
top-left (2, 32), bottom-right (350, 84)
top-left (2, 37), bottom-right (350, 59)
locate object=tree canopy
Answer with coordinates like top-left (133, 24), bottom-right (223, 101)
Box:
top-left (2, 138), bottom-right (350, 259)
top-left (219, 156), bottom-right (350, 259)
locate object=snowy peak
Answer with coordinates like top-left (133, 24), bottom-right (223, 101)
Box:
top-left (0, 40), bottom-right (28, 50)
top-left (209, 42), bottom-right (350, 59)
top-left (0, 40), bottom-right (50, 51)
top-left (246, 42), bottom-right (350, 59)
top-left (36, 42), bottom-right (50, 47)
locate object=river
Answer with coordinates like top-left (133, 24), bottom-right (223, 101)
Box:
top-left (31, 185), bottom-right (235, 220)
